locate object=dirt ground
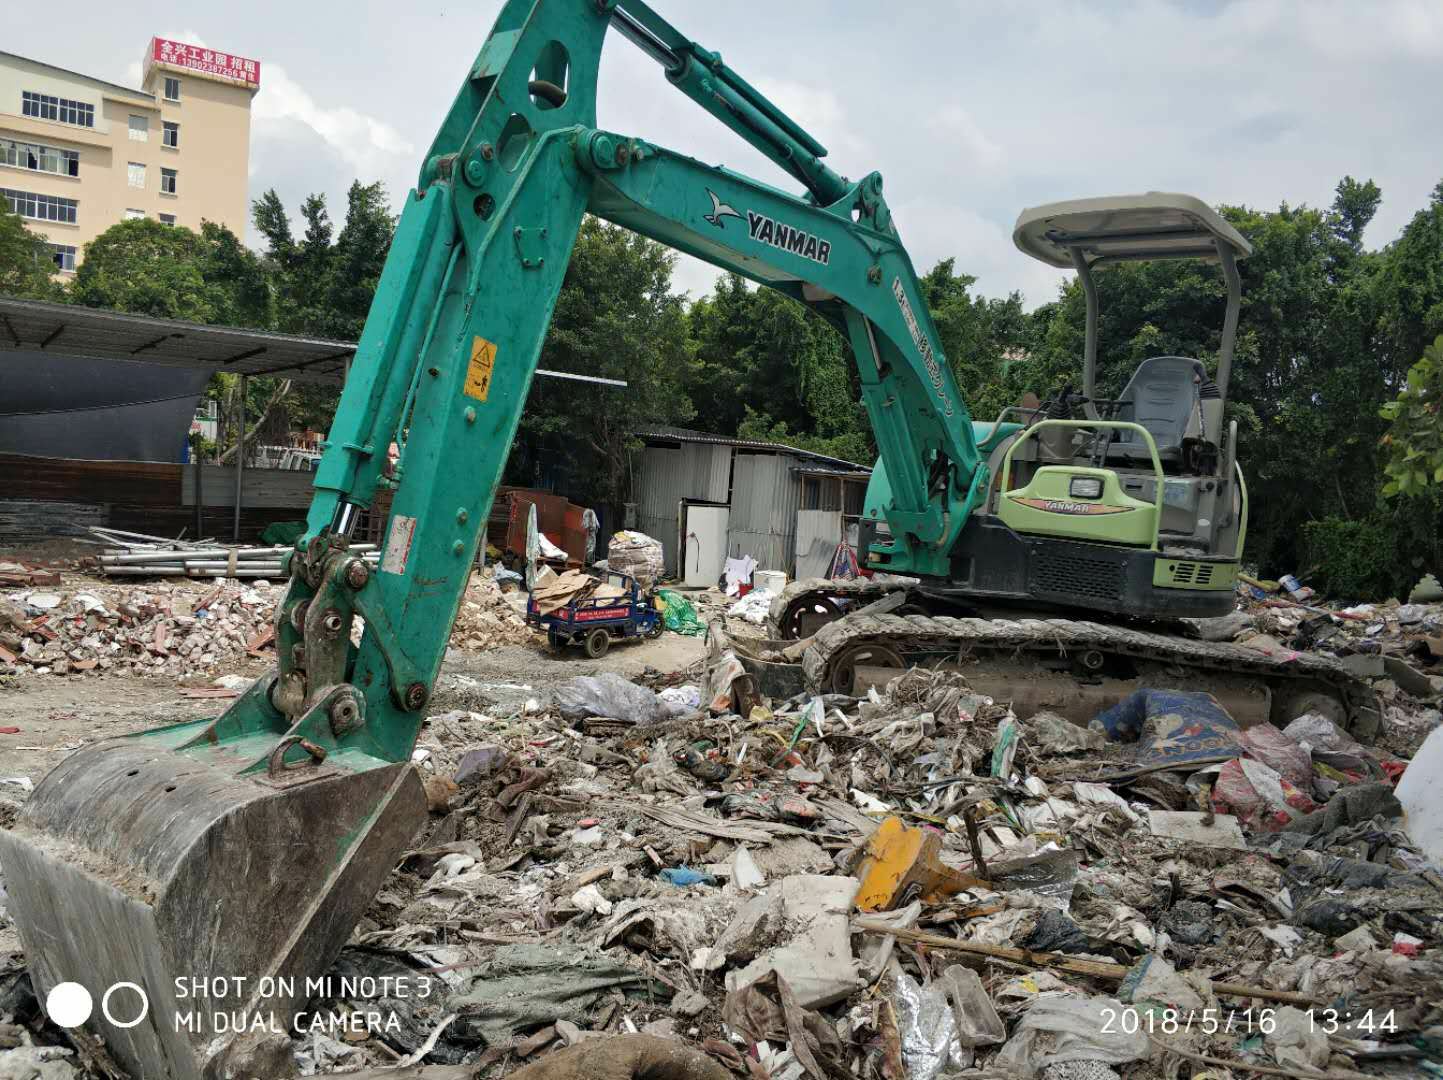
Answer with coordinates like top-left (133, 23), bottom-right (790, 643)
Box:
top-left (0, 633), bottom-right (706, 788)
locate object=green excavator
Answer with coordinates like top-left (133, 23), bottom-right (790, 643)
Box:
top-left (0, 3), bottom-right (1379, 1078)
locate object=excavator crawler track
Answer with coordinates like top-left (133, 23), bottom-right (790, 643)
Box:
top-left (798, 611), bottom-right (1383, 740)
top-left (767, 577), bottom-right (905, 639)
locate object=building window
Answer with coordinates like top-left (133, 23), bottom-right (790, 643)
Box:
top-left (3, 187), bottom-right (78, 223)
top-left (128, 115), bottom-right (149, 141)
top-left (48, 243), bottom-right (77, 272)
top-left (163, 77), bottom-right (181, 102)
top-left (161, 167), bottom-right (177, 195)
top-left (128, 162), bottom-right (146, 189)
top-left (21, 91), bottom-right (94, 127)
top-left (159, 213), bottom-right (175, 225)
top-left (125, 208), bottom-right (146, 221)
top-left (163, 121), bottom-right (179, 148)
top-left (0, 138), bottom-right (79, 177)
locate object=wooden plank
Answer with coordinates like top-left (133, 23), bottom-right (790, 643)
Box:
top-left (0, 454), bottom-right (179, 506)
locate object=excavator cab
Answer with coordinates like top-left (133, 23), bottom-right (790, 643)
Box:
top-left (925, 193), bottom-right (1253, 619)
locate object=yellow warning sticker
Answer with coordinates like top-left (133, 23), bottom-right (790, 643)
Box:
top-left (464, 336), bottom-right (497, 401)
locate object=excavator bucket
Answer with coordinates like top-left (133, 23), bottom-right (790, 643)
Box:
top-left (0, 700), bottom-right (425, 1080)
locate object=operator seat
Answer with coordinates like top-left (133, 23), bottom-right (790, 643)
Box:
top-left (1106, 355), bottom-right (1207, 464)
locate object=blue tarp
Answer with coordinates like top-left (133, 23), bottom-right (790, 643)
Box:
top-left (1096, 689), bottom-right (1243, 779)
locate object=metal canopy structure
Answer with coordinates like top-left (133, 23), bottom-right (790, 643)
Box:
top-left (0, 297), bottom-right (356, 385)
top-left (1012, 192), bottom-right (1253, 269)
top-left (1011, 193), bottom-right (1251, 428)
top-left (0, 296), bottom-right (629, 389)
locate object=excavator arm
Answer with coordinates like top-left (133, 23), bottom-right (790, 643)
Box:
top-left (0, 4), bottom-right (986, 1077)
top-left (288, 0), bottom-right (987, 764)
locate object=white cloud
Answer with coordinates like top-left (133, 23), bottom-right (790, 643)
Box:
top-left (251, 64), bottom-right (414, 180)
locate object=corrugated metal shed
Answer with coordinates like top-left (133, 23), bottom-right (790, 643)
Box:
top-left (728, 452), bottom-right (799, 573)
top-left (635, 441), bottom-right (730, 574)
top-left (634, 428), bottom-right (870, 578)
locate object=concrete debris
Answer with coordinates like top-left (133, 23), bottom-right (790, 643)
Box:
top-left (725, 874), bottom-right (864, 1009)
top-left (0, 565), bottom-right (535, 680)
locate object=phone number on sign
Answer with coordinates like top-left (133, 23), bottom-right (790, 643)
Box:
top-left (1100, 1007), bottom-right (1277, 1035)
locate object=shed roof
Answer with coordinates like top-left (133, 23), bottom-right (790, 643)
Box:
top-left (0, 297), bottom-right (631, 390)
top-left (637, 426), bottom-right (870, 472)
top-left (0, 297), bottom-right (354, 385)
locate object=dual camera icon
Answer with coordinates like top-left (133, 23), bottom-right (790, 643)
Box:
top-left (45, 981), bottom-right (150, 1029)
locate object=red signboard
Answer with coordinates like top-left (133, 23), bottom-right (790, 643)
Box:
top-left (150, 38), bottom-right (260, 88)
top-left (574, 607), bottom-right (629, 622)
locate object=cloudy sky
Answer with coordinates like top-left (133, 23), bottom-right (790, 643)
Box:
top-left (13, 1), bottom-right (1442, 307)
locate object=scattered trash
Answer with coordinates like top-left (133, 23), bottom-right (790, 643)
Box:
top-left (726, 589), bottom-right (775, 625)
top-left (3, 559), bottom-right (1442, 1078)
top-left (994, 995), bottom-right (1148, 1079)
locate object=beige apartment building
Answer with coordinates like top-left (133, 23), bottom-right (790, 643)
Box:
top-left (0, 38), bottom-right (258, 274)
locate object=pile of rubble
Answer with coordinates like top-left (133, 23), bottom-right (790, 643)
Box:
top-left (0, 578), bottom-right (279, 679)
top-left (0, 567), bottom-right (543, 680)
top-left (3, 647), bottom-right (1417, 1078)
top-left (452, 574), bottom-right (541, 650)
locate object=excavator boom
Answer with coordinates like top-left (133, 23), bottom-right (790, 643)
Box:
top-left (0, 4), bottom-right (983, 1077)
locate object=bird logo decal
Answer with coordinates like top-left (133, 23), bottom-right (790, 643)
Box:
top-left (703, 188), bottom-right (741, 228)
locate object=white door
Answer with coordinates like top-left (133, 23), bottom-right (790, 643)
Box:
top-left (683, 505), bottom-right (729, 587)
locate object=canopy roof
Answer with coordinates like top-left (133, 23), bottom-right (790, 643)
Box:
top-left (1013, 192), bottom-right (1252, 269)
top-left (0, 297), bottom-right (354, 385)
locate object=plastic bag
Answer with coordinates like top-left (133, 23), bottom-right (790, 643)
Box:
top-left (1238, 723), bottom-right (1312, 790)
top-left (1212, 756), bottom-right (1318, 831)
top-left (1026, 711), bottom-right (1104, 753)
top-left (994, 994), bottom-right (1148, 1079)
top-left (704, 650), bottom-right (747, 713)
top-left (657, 589), bottom-right (705, 636)
top-left (657, 685), bottom-right (702, 710)
top-left (1268, 1006), bottom-right (1329, 1072)
top-left (554, 672), bottom-right (678, 725)
top-left (727, 589), bottom-right (775, 625)
top-left (1281, 713), bottom-right (1372, 777)
top-left (1396, 724), bottom-right (1443, 868)
top-left (891, 969), bottom-right (970, 1080)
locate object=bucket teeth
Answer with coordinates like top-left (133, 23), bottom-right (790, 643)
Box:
top-left (0, 740), bottom-right (425, 1080)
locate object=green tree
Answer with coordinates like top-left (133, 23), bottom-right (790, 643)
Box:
top-left (919, 257), bottom-right (1034, 424)
top-left (1373, 181), bottom-right (1443, 399)
top-left (687, 274), bottom-right (871, 460)
top-left (70, 218), bottom-right (271, 326)
top-left (251, 182), bottom-right (394, 433)
top-left (0, 204), bottom-right (59, 299)
top-left (1380, 334), bottom-right (1443, 495)
top-left (513, 217), bottom-right (694, 515)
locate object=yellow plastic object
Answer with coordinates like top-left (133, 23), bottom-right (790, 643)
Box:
top-left (853, 815), bottom-right (989, 912)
